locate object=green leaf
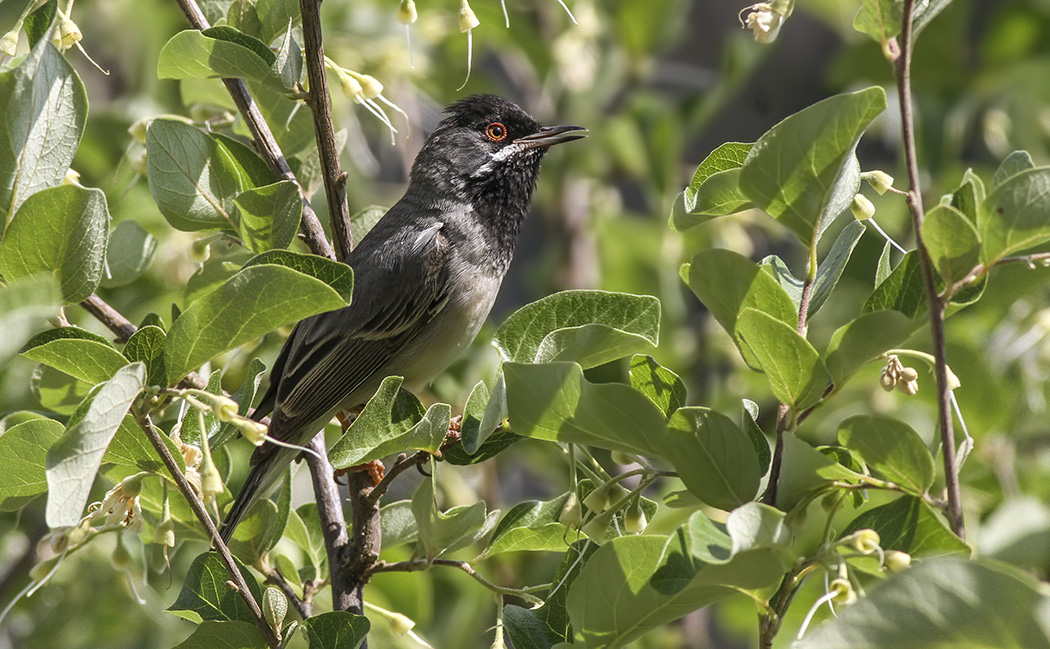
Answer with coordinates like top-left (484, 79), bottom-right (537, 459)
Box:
top-left (494, 290), bottom-right (660, 369)
top-left (674, 142), bottom-right (754, 227)
top-left (272, 23), bottom-right (302, 90)
top-left (810, 221), bottom-right (866, 316)
top-left (481, 492), bottom-right (572, 558)
top-left (681, 249), bottom-right (798, 369)
top-left (875, 239), bottom-right (893, 287)
top-left (761, 255), bottom-right (804, 312)
top-left (725, 502), bottom-right (792, 556)
top-left (164, 251), bottom-right (353, 381)
top-left (663, 408), bottom-right (761, 510)
top-left (992, 150), bottom-right (1035, 189)
top-left (742, 399), bottom-right (771, 476)
top-left (922, 205), bottom-right (980, 284)
top-left (505, 542), bottom-right (597, 649)
top-left (824, 310), bottom-right (915, 386)
top-left (443, 429), bottom-right (521, 465)
top-left (177, 368), bottom-right (223, 447)
top-left (0, 275), bottom-right (60, 364)
top-left (863, 250), bottom-right (925, 318)
top-left (145, 118), bottom-right (242, 232)
top-left (776, 435), bottom-right (864, 511)
top-left (412, 471), bottom-right (496, 561)
top-left (103, 414), bottom-right (184, 474)
top-left (328, 376), bottom-right (447, 468)
top-left (172, 621), bottom-right (267, 649)
top-left (944, 168), bottom-right (984, 222)
top-left (122, 325), bottom-right (167, 387)
top-left (303, 611), bottom-right (370, 649)
top-left (838, 415), bottom-right (935, 494)
top-left (628, 355), bottom-right (686, 419)
top-left (44, 362), bottom-right (146, 527)
top-left (0, 185), bottom-right (109, 304)
top-left (22, 0), bottom-right (55, 49)
top-left (350, 205), bottom-right (387, 241)
top-left (380, 499), bottom-right (418, 549)
top-left (460, 379), bottom-right (490, 454)
top-left (0, 418), bottom-right (64, 509)
top-left (168, 552), bottom-right (264, 624)
top-left (739, 87), bottom-right (886, 244)
top-left (212, 133), bottom-right (274, 190)
top-left (235, 181), bottom-right (301, 252)
top-left (979, 168), bottom-right (1050, 264)
top-left (0, 0), bottom-right (35, 36)
top-left (503, 361), bottom-right (667, 456)
top-left (227, 498), bottom-right (279, 566)
top-left (979, 497), bottom-right (1050, 569)
top-left (854, 0), bottom-right (904, 43)
top-left (100, 220), bottom-right (158, 288)
top-left (912, 0), bottom-right (954, 34)
top-left (842, 496), bottom-right (970, 557)
top-left (157, 27), bottom-right (288, 92)
top-left (286, 505), bottom-right (327, 572)
top-left (0, 36), bottom-right (87, 221)
top-left (794, 558), bottom-right (1048, 649)
top-left (31, 364), bottom-right (91, 415)
top-left (737, 308), bottom-right (829, 410)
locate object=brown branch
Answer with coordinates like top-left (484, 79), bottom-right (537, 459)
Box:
top-left (367, 451), bottom-right (429, 506)
top-left (172, 0), bottom-right (336, 261)
top-left (947, 251), bottom-right (1050, 298)
top-left (894, 0), bottom-right (964, 539)
top-left (136, 412), bottom-right (279, 648)
top-left (299, 0), bottom-right (354, 260)
top-left (80, 294), bottom-right (138, 342)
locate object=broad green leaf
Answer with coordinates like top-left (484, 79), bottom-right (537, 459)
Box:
top-left (922, 205), bottom-right (980, 284)
top-left (854, 0), bottom-right (904, 43)
top-left (303, 611), bottom-right (370, 649)
top-left (157, 27), bottom-right (288, 92)
top-left (979, 497), bottom-right (1050, 569)
top-left (122, 325), bottom-right (167, 387)
top-left (44, 362), bottom-right (146, 527)
top-left (168, 552), bottom-right (263, 624)
top-left (31, 363), bottom-right (91, 415)
top-left (494, 290), bottom-right (660, 369)
top-left (943, 168), bottom-right (984, 222)
top-left (100, 220), bottom-right (157, 288)
top-left (286, 505), bottom-right (327, 572)
top-left (21, 0), bottom-right (54, 48)
top-left (212, 133), bottom-right (274, 190)
top-left (227, 498), bottom-right (279, 566)
top-left (103, 413), bottom-right (184, 474)
top-left (681, 249), bottom-right (798, 369)
top-left (272, 23), bottom-right (302, 90)
top-left (505, 542), bottom-right (597, 649)
top-left (480, 492), bottom-right (572, 558)
top-left (0, 185), bottom-right (109, 303)
top-left (328, 376), bottom-right (447, 468)
top-left (824, 310), bottom-right (915, 386)
top-left (235, 181), bottom-right (301, 252)
top-left (21, 328), bottom-right (128, 384)
top-left (146, 118), bottom-right (242, 231)
top-left (171, 621), bottom-right (266, 649)
top-left (412, 472), bottom-right (497, 561)
top-left (863, 250), bottom-right (925, 317)
top-left (739, 87), bottom-right (886, 244)
top-left (838, 415), bottom-right (935, 494)
top-left (794, 559), bottom-right (1044, 649)
top-left (164, 251), bottom-right (353, 381)
top-left (761, 255), bottom-right (804, 312)
top-left (737, 308), bottom-right (829, 410)
top-left (978, 168), bottom-right (1050, 264)
top-left (628, 355), bottom-right (686, 419)
top-left (842, 496), bottom-right (970, 557)
top-left (350, 205), bottom-right (387, 241)
top-left (742, 399), bottom-right (771, 475)
top-left (380, 499), bottom-right (418, 548)
top-left (0, 418), bottom-right (64, 509)
top-left (0, 275), bottom-right (60, 364)
top-left (503, 361), bottom-right (667, 457)
top-left (460, 379), bottom-right (490, 453)
top-left (810, 221), bottom-right (866, 315)
top-left (725, 502), bottom-right (792, 556)
top-left (992, 150), bottom-right (1035, 189)
top-left (776, 435), bottom-right (864, 511)
top-left (444, 429), bottom-right (522, 465)
top-left (212, 357), bottom-right (267, 447)
top-left (674, 142), bottom-right (754, 227)
top-left (663, 407), bottom-right (760, 510)
top-left (0, 37), bottom-right (87, 221)
top-left (875, 239), bottom-right (893, 287)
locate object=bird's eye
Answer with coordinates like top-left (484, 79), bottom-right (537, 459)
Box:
top-left (485, 122), bottom-right (508, 142)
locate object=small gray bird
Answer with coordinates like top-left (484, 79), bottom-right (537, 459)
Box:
top-left (219, 95), bottom-right (585, 541)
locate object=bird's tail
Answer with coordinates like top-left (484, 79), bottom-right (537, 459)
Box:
top-left (218, 449), bottom-right (291, 544)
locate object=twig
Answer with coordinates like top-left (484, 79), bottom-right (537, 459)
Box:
top-left (302, 433), bottom-right (357, 613)
top-left (172, 0), bottom-right (336, 261)
top-left (367, 451), bottom-right (430, 506)
top-left (893, 0), bottom-right (964, 539)
top-left (369, 559), bottom-right (545, 606)
top-left (264, 565), bottom-right (312, 619)
top-left (299, 0), bottom-right (354, 260)
top-left (80, 294), bottom-right (138, 342)
top-left (135, 412), bottom-right (279, 648)
top-left (947, 251), bottom-right (1050, 297)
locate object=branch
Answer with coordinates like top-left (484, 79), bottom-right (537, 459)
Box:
top-left (80, 294), bottom-right (138, 342)
top-left (172, 0), bottom-right (336, 261)
top-left (367, 451), bottom-right (429, 506)
top-left (135, 412), bottom-right (279, 648)
top-left (299, 0), bottom-right (354, 260)
top-left (370, 559), bottom-right (545, 606)
top-left (947, 251), bottom-right (1050, 298)
top-left (894, 0), bottom-right (964, 539)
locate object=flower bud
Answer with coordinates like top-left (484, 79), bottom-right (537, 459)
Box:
top-left (190, 236), bottom-right (211, 262)
top-left (862, 170), bottom-right (895, 195)
top-left (879, 368), bottom-right (897, 392)
top-left (200, 452), bottom-right (223, 501)
top-left (235, 418), bottom-right (269, 446)
top-left (155, 517), bottom-right (176, 547)
top-left (337, 68), bottom-right (363, 99)
top-left (610, 451), bottom-right (638, 466)
top-left (580, 509), bottom-right (615, 539)
top-left (885, 550), bottom-right (911, 572)
top-left (386, 610), bottom-right (416, 636)
top-left (398, 0), bottom-right (418, 24)
top-left (896, 379), bottom-right (919, 396)
top-left (0, 29), bottom-right (18, 57)
top-left (56, 18), bottom-right (82, 50)
top-left (558, 491), bottom-right (583, 529)
top-left (131, 151), bottom-right (148, 176)
top-left (62, 168), bottom-right (81, 186)
top-left (849, 529), bottom-right (881, 554)
top-left (262, 587), bottom-right (288, 637)
top-left (945, 367), bottom-right (961, 391)
top-left (355, 73), bottom-right (383, 100)
top-left (128, 118), bottom-right (149, 144)
top-left (829, 578), bottom-right (856, 605)
top-left (459, 0), bottom-right (480, 32)
top-left (582, 481), bottom-right (626, 513)
top-left (119, 473), bottom-right (146, 498)
top-left (111, 535), bottom-right (133, 570)
top-left (851, 194), bottom-right (876, 221)
top-left (900, 367), bottom-right (918, 382)
top-left (210, 395), bottom-right (239, 422)
top-left (624, 502), bottom-right (647, 534)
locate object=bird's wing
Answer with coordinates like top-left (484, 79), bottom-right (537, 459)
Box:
top-left (250, 222), bottom-right (451, 465)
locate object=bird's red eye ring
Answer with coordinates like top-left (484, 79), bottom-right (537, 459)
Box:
top-left (485, 122), bottom-right (507, 142)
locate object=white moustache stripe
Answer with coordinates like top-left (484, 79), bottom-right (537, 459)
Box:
top-left (471, 142), bottom-right (527, 178)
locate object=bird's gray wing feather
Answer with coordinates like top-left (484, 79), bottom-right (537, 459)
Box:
top-left (250, 222), bottom-right (450, 465)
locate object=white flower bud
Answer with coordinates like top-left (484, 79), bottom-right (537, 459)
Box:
top-left (57, 18), bottom-right (82, 50)
top-left (624, 502), bottom-right (647, 534)
top-left (829, 578), bottom-right (856, 605)
top-left (558, 491), bottom-right (583, 529)
top-left (0, 29), bottom-right (18, 57)
top-left (398, 0), bottom-right (417, 25)
top-left (459, 0), bottom-right (480, 32)
top-left (851, 193), bottom-right (876, 221)
top-left (885, 550), bottom-right (911, 572)
top-left (849, 529), bottom-right (881, 554)
top-left (863, 170), bottom-right (895, 195)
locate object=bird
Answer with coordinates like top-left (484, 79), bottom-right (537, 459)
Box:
top-left (219, 94), bottom-right (586, 542)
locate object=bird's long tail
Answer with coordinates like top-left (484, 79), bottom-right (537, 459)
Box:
top-left (218, 448), bottom-right (292, 544)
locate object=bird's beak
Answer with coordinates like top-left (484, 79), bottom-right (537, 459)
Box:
top-left (514, 125), bottom-right (588, 150)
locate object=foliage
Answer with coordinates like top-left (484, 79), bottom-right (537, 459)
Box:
top-left (3, 0), bottom-right (1050, 648)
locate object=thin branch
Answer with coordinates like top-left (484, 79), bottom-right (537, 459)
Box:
top-left (299, 0), bottom-right (354, 260)
top-left (80, 294), bottom-right (138, 342)
top-left (367, 451), bottom-right (429, 506)
top-left (135, 412), bottom-right (279, 648)
top-left (302, 433), bottom-right (357, 613)
top-left (369, 559), bottom-right (545, 606)
top-left (947, 251), bottom-right (1050, 298)
top-left (172, 0), bottom-right (335, 261)
top-left (894, 0), bottom-right (964, 539)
